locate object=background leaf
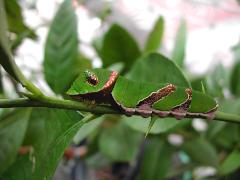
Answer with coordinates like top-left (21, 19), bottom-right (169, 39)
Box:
top-left (138, 138), bottom-right (174, 180)
top-left (4, 0), bottom-right (37, 50)
top-left (1, 109), bottom-right (85, 180)
top-left (73, 115), bottom-right (103, 144)
top-left (182, 138), bottom-right (218, 167)
top-left (43, 0), bottom-right (79, 94)
top-left (206, 99), bottom-right (240, 141)
top-left (4, 0), bottom-right (36, 39)
top-left (99, 120), bottom-right (142, 161)
top-left (191, 63), bottom-right (229, 98)
top-left (172, 19), bottom-right (187, 68)
top-left (206, 64), bottom-right (229, 98)
top-left (0, 0), bottom-right (20, 81)
top-left (123, 115), bottom-right (179, 134)
top-left (144, 16), bottom-right (164, 53)
top-left (218, 150), bottom-right (240, 175)
top-left (99, 23), bottom-right (141, 73)
top-left (0, 0), bottom-right (9, 50)
top-left (76, 54), bottom-right (92, 72)
top-left (128, 53), bottom-right (190, 87)
top-left (0, 109), bottom-right (31, 175)
top-left (230, 61), bottom-right (240, 97)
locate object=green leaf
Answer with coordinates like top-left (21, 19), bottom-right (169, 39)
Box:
top-left (73, 115), bottom-right (103, 144)
top-left (0, 0), bottom-right (8, 51)
top-left (219, 99), bottom-right (240, 115)
top-left (76, 54), bottom-right (92, 72)
top-left (213, 99), bottom-right (240, 148)
top-left (100, 23), bottom-right (141, 73)
top-left (44, 0), bottom-right (79, 94)
top-left (125, 53), bottom-right (189, 134)
top-left (206, 121), bottom-right (226, 140)
top-left (144, 16), bottom-right (164, 53)
top-left (0, 69), bottom-right (4, 94)
top-left (128, 53), bottom-right (190, 87)
top-left (22, 109), bottom-right (46, 146)
top-left (4, 0), bottom-right (36, 39)
top-left (0, 109), bottom-right (31, 175)
top-left (206, 99), bottom-right (240, 140)
top-left (230, 61), bottom-right (240, 97)
top-left (0, 0), bottom-right (20, 81)
top-left (191, 77), bottom-right (207, 92)
top-left (206, 64), bottom-right (229, 98)
top-left (123, 115), bottom-right (178, 134)
top-left (182, 138), bottom-right (218, 167)
top-left (138, 138), bottom-right (173, 180)
top-left (99, 120), bottom-right (142, 161)
top-left (4, 0), bottom-right (37, 50)
top-left (218, 150), bottom-right (240, 175)
top-left (214, 124), bottom-right (239, 149)
top-left (107, 62), bottom-right (125, 73)
top-left (172, 19), bottom-right (187, 68)
top-left (1, 108), bottom-right (85, 180)
top-left (191, 64), bottom-right (229, 98)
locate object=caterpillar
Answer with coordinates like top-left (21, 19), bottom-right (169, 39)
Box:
top-left (67, 69), bottom-right (218, 120)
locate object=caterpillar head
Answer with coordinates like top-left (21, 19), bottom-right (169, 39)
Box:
top-left (67, 69), bottom-right (118, 97)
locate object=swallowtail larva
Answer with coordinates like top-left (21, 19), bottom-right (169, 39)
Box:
top-left (67, 69), bottom-right (218, 120)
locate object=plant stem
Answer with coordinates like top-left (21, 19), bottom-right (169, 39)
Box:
top-left (0, 98), bottom-right (118, 114)
top-left (8, 57), bottom-right (43, 96)
top-left (0, 0), bottom-right (43, 97)
top-left (215, 111), bottom-right (240, 124)
top-left (0, 97), bottom-right (240, 124)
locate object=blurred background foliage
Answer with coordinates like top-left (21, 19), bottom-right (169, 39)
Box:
top-left (0, 0), bottom-right (240, 179)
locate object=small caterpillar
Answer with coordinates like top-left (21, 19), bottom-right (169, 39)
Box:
top-left (67, 69), bottom-right (218, 120)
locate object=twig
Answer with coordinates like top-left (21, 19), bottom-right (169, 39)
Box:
top-left (0, 97), bottom-right (240, 124)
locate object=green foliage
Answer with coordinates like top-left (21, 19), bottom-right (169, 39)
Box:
top-left (230, 61), bottom-right (240, 97)
top-left (1, 109), bottom-right (85, 180)
top-left (0, 0), bottom-right (40, 94)
top-left (99, 23), bottom-right (141, 73)
top-left (44, 0), bottom-right (79, 94)
top-left (73, 115), bottom-right (103, 144)
top-left (191, 63), bottom-right (229, 98)
top-left (138, 138), bottom-right (174, 180)
top-left (172, 19), bottom-right (187, 68)
top-left (182, 138), bottom-right (218, 167)
top-left (218, 150), bottom-right (240, 175)
top-left (4, 0), bottom-right (37, 49)
top-left (0, 0), bottom-right (19, 81)
top-left (0, 109), bottom-right (31, 175)
top-left (0, 70), bottom-right (3, 94)
top-left (0, 0), bottom-right (8, 51)
top-left (206, 64), bottom-right (229, 98)
top-left (99, 119), bottom-right (142, 161)
top-left (4, 0), bottom-right (36, 38)
top-left (144, 16), bottom-right (164, 53)
top-left (128, 53), bottom-right (190, 87)
top-left (122, 115), bottom-right (179, 134)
